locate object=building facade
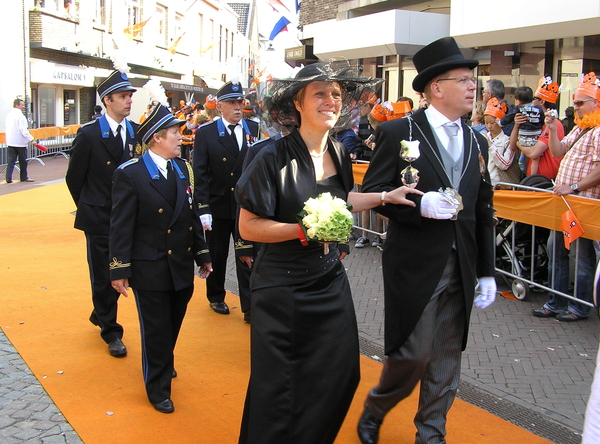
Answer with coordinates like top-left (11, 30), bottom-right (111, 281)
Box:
top-left (0, 0), bottom-right (259, 131)
top-left (296, 0), bottom-right (600, 119)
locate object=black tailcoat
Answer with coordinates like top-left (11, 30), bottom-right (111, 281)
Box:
top-left (362, 108), bottom-right (496, 354)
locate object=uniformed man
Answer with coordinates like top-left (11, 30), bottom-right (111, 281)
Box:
top-left (109, 104), bottom-right (212, 413)
top-left (193, 81), bottom-right (259, 319)
top-left (66, 70), bottom-right (139, 357)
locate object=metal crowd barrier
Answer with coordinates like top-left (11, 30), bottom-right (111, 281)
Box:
top-left (0, 124), bottom-right (80, 172)
top-left (494, 182), bottom-right (599, 307)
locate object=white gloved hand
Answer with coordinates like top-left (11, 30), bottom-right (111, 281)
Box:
top-left (200, 214), bottom-right (213, 231)
top-left (420, 191), bottom-right (458, 219)
top-left (474, 276), bottom-right (497, 309)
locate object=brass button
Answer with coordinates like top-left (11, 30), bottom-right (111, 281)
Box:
top-left (231, 187), bottom-right (234, 191)
top-left (222, 157), bottom-right (227, 162)
top-left (189, 205), bottom-right (193, 209)
top-left (158, 208), bottom-right (164, 213)
top-left (107, 161), bottom-right (111, 165)
top-left (189, 227), bottom-right (193, 231)
top-left (187, 247), bottom-right (192, 252)
top-left (167, 250), bottom-right (172, 255)
top-left (167, 229), bottom-right (171, 234)
top-left (230, 173), bottom-right (234, 176)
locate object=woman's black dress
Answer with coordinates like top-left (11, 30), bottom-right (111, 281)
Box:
top-left (236, 130), bottom-right (360, 444)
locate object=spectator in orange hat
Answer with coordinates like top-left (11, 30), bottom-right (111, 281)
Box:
top-left (484, 98), bottom-right (520, 186)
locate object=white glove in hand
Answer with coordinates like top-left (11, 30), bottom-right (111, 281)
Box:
top-left (474, 276), bottom-right (497, 309)
top-left (420, 191), bottom-right (458, 219)
top-left (200, 214), bottom-right (213, 231)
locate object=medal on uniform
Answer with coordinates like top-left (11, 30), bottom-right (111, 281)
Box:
top-left (399, 140), bottom-right (420, 188)
top-left (186, 186), bottom-right (192, 204)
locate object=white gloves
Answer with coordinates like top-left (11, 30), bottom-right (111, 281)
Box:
top-left (200, 214), bottom-right (213, 231)
top-left (420, 191), bottom-right (458, 220)
top-left (474, 276), bottom-right (497, 309)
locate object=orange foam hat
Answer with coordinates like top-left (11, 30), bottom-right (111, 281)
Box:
top-left (386, 100), bottom-right (412, 120)
top-left (370, 103), bottom-right (387, 122)
top-left (484, 98), bottom-right (507, 120)
top-left (205, 94), bottom-right (217, 110)
top-left (535, 76), bottom-right (560, 104)
top-left (576, 72), bottom-right (600, 101)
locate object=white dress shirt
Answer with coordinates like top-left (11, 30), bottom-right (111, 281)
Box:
top-left (5, 108), bottom-right (34, 147)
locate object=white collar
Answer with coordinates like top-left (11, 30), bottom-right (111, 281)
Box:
top-left (104, 114), bottom-right (126, 136)
top-left (148, 149), bottom-right (170, 178)
top-left (425, 105), bottom-right (462, 130)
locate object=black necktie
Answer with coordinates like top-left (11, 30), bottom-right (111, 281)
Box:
top-left (166, 160), bottom-right (177, 198)
top-left (229, 124), bottom-right (239, 149)
top-left (115, 124), bottom-right (124, 150)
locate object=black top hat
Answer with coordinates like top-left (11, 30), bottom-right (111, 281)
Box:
top-left (412, 37), bottom-right (478, 93)
top-left (217, 82), bottom-right (245, 102)
top-left (138, 105), bottom-right (185, 144)
top-left (97, 70), bottom-right (137, 100)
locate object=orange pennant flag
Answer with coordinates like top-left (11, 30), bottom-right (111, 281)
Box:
top-left (168, 33), bottom-right (186, 54)
top-left (124, 17), bottom-right (152, 40)
top-left (199, 42), bottom-right (214, 54)
top-left (561, 209), bottom-right (585, 249)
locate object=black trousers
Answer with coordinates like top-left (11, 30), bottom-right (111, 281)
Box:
top-left (85, 232), bottom-right (123, 343)
top-left (133, 285), bottom-right (193, 403)
top-left (205, 218), bottom-right (251, 312)
top-left (6, 146), bottom-right (28, 181)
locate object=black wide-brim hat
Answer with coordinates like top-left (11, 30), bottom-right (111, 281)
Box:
top-left (412, 37), bottom-right (478, 93)
top-left (217, 81), bottom-right (245, 102)
top-left (138, 105), bottom-right (185, 144)
top-left (97, 70), bottom-right (137, 100)
top-left (266, 61), bottom-right (383, 127)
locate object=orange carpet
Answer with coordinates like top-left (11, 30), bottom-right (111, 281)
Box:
top-left (0, 183), bottom-right (551, 443)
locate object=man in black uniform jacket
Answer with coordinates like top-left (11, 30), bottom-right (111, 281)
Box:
top-left (193, 81), bottom-right (259, 318)
top-left (109, 105), bottom-right (212, 413)
top-left (66, 70), bottom-right (139, 357)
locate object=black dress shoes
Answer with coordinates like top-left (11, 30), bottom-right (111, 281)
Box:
top-left (153, 399), bottom-right (174, 413)
top-left (243, 311), bottom-right (251, 323)
top-left (210, 302), bottom-right (230, 314)
top-left (108, 338), bottom-right (127, 357)
top-left (172, 369), bottom-right (177, 378)
top-left (357, 406), bottom-right (383, 444)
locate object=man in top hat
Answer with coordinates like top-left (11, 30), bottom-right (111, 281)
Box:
top-left (532, 72), bottom-right (600, 322)
top-left (509, 76), bottom-right (564, 180)
top-left (66, 69), bottom-right (140, 357)
top-left (192, 81), bottom-right (259, 320)
top-left (109, 105), bottom-right (212, 413)
top-left (357, 37), bottom-right (497, 444)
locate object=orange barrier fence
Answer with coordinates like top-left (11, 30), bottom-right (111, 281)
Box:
top-left (352, 163), bottom-right (369, 186)
top-left (0, 124), bottom-right (81, 144)
top-left (493, 190), bottom-right (600, 241)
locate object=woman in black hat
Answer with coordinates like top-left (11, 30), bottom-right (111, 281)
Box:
top-left (109, 105), bottom-right (212, 413)
top-left (235, 63), bottom-right (421, 443)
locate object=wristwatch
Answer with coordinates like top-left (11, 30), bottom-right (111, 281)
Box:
top-left (571, 183), bottom-right (580, 194)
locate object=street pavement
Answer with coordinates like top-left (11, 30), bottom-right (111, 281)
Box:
top-left (1, 154), bottom-right (599, 443)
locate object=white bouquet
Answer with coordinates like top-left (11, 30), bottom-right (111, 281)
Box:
top-left (297, 193), bottom-right (353, 247)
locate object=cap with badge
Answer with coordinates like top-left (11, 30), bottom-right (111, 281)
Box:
top-left (217, 82), bottom-right (245, 102)
top-left (97, 70), bottom-right (137, 100)
top-left (138, 105), bottom-right (185, 145)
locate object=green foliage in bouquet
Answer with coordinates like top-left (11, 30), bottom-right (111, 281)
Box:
top-left (297, 192), bottom-right (354, 242)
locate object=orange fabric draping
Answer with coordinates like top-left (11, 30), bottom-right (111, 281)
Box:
top-left (493, 190), bottom-right (600, 241)
top-left (0, 124), bottom-right (81, 144)
top-left (352, 163), bottom-right (369, 186)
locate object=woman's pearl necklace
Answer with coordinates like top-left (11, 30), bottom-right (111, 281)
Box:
top-left (309, 146), bottom-right (328, 158)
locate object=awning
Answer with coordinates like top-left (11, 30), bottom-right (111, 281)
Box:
top-left (304, 10), bottom-right (451, 60)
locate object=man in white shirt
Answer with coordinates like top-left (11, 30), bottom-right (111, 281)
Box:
top-left (5, 98), bottom-right (34, 183)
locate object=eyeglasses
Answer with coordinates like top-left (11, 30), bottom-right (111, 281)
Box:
top-left (573, 99), bottom-right (595, 107)
top-left (435, 76), bottom-right (477, 86)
